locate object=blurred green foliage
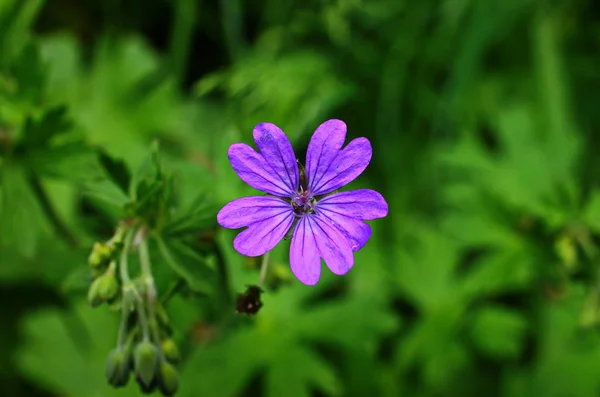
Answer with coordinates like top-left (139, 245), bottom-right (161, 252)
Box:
top-left (1, 0), bottom-right (600, 396)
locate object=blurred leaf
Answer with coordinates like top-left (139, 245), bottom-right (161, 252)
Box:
top-left (0, 0), bottom-right (44, 66)
top-left (156, 236), bottom-right (213, 294)
top-left (265, 345), bottom-right (341, 397)
top-left (583, 189), bottom-right (600, 234)
top-left (195, 50), bottom-right (352, 141)
top-left (97, 150), bottom-right (131, 194)
top-left (163, 192), bottom-right (217, 238)
top-left (506, 287), bottom-right (600, 397)
top-left (181, 283), bottom-right (397, 397)
top-left (469, 306), bottom-right (527, 359)
top-left (40, 35), bottom-right (183, 166)
top-left (17, 301), bottom-right (140, 396)
top-left (0, 165), bottom-right (43, 256)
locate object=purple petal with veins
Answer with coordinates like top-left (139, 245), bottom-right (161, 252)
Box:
top-left (305, 119), bottom-right (346, 192)
top-left (217, 196), bottom-right (294, 256)
top-left (310, 137), bottom-right (372, 195)
top-left (290, 214), bottom-right (354, 285)
top-left (253, 122), bottom-right (299, 193)
top-left (228, 143), bottom-right (296, 197)
top-left (317, 189), bottom-right (388, 220)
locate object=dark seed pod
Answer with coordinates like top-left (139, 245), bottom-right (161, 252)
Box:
top-left (105, 349), bottom-right (131, 388)
top-left (236, 285), bottom-right (263, 315)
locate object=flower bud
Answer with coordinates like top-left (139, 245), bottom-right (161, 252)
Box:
top-left (134, 341), bottom-right (159, 388)
top-left (158, 360), bottom-right (179, 397)
top-left (105, 349), bottom-right (131, 388)
top-left (160, 338), bottom-right (180, 364)
top-left (88, 271), bottom-right (119, 307)
top-left (88, 242), bottom-right (113, 269)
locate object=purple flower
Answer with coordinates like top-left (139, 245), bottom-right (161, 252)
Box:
top-left (217, 119), bottom-right (388, 285)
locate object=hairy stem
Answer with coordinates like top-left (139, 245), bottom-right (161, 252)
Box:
top-left (258, 251), bottom-right (270, 288)
top-left (117, 228), bottom-right (136, 348)
top-left (139, 236), bottom-right (161, 344)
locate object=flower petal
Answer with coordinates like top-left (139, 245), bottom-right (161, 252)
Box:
top-left (311, 214), bottom-right (354, 276)
top-left (310, 137), bottom-right (372, 195)
top-left (228, 143), bottom-right (295, 197)
top-left (233, 210), bottom-right (294, 256)
top-left (316, 209), bottom-right (372, 251)
top-left (305, 119), bottom-right (346, 190)
top-left (317, 189), bottom-right (388, 220)
top-left (290, 215), bottom-right (354, 285)
top-left (290, 217), bottom-right (321, 286)
top-left (217, 196), bottom-right (292, 229)
top-left (253, 123), bottom-right (299, 193)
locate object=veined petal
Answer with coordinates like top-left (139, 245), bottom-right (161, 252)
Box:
top-left (317, 189), bottom-right (388, 220)
top-left (290, 215), bottom-right (354, 285)
top-left (233, 210), bottom-right (294, 256)
top-left (290, 217), bottom-right (321, 286)
top-left (253, 123), bottom-right (299, 193)
top-left (310, 137), bottom-right (372, 195)
top-left (311, 214), bottom-right (354, 276)
top-left (228, 143), bottom-right (295, 197)
top-left (316, 209), bottom-right (372, 251)
top-left (217, 196), bottom-right (292, 229)
top-left (305, 119), bottom-right (346, 191)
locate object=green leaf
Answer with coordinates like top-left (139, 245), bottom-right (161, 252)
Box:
top-left (0, 0), bottom-right (44, 67)
top-left (97, 150), bottom-right (131, 194)
top-left (17, 301), bottom-right (140, 396)
top-left (396, 228), bottom-right (461, 311)
top-left (0, 165), bottom-right (43, 256)
top-left (460, 250), bottom-right (535, 299)
top-left (265, 345), bottom-right (341, 397)
top-left (582, 189), bottom-right (600, 234)
top-left (297, 296), bottom-right (399, 354)
top-left (163, 192), bottom-right (217, 237)
top-left (469, 306), bottom-right (527, 359)
top-left (506, 287), bottom-right (600, 397)
top-left (155, 236), bottom-right (213, 294)
top-left (178, 329), bottom-right (268, 397)
top-left (83, 179), bottom-right (129, 209)
top-left (194, 50), bottom-right (352, 141)
top-left (15, 106), bottom-right (71, 151)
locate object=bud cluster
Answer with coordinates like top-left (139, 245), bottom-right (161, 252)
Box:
top-left (87, 232), bottom-right (123, 307)
top-left (88, 224), bottom-right (181, 396)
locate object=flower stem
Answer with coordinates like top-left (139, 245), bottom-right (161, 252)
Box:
top-left (117, 297), bottom-right (129, 349)
top-left (139, 235), bottom-right (162, 345)
top-left (135, 296), bottom-right (151, 342)
top-left (117, 227), bottom-right (136, 348)
top-left (258, 251), bottom-right (270, 288)
top-left (119, 228), bottom-right (135, 286)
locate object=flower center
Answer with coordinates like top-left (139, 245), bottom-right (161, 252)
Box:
top-left (291, 190), bottom-right (315, 217)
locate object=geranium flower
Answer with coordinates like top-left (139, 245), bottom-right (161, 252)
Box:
top-left (217, 119), bottom-right (388, 285)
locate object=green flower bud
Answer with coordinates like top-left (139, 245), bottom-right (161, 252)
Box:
top-left (88, 271), bottom-right (119, 307)
top-left (134, 341), bottom-right (159, 388)
top-left (160, 338), bottom-right (180, 364)
top-left (88, 242), bottom-right (113, 269)
top-left (158, 360), bottom-right (179, 397)
top-left (105, 349), bottom-right (131, 388)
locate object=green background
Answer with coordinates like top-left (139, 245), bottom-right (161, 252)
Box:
top-left (1, 0), bottom-right (600, 396)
